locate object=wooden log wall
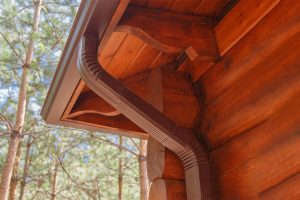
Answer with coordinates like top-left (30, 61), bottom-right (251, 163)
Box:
top-left (197, 0), bottom-right (300, 199)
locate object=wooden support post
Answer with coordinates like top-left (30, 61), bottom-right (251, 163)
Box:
top-left (147, 137), bottom-right (185, 182)
top-left (146, 67), bottom-right (185, 184)
top-left (149, 179), bottom-right (187, 200)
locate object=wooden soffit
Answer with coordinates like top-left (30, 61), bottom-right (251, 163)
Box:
top-left (41, 0), bottom-right (234, 138)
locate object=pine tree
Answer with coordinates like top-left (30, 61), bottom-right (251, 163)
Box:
top-left (0, 1), bottom-right (42, 199)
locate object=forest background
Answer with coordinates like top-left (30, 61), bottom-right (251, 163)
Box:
top-left (0, 0), bottom-right (147, 199)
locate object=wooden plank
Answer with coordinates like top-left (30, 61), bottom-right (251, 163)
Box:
top-left (163, 92), bottom-right (199, 128)
top-left (210, 91), bottom-right (300, 199)
top-left (214, 129), bottom-right (300, 199)
top-left (169, 0), bottom-right (201, 14)
top-left (116, 25), bottom-right (181, 54)
top-left (120, 44), bottom-right (161, 79)
top-left (200, 34), bottom-right (300, 148)
top-left (61, 80), bottom-right (85, 119)
top-left (121, 6), bottom-right (219, 61)
top-left (149, 52), bottom-right (177, 69)
top-left (194, 0), bottom-right (230, 16)
top-left (106, 34), bottom-right (145, 78)
top-left (121, 70), bottom-right (149, 102)
top-left (200, 0), bottom-right (300, 100)
top-left (98, 32), bottom-right (127, 69)
top-left (146, 0), bottom-right (175, 10)
top-left (98, 0), bottom-right (130, 52)
top-left (70, 113), bottom-right (144, 133)
top-left (215, 0), bottom-right (280, 56)
top-left (130, 0), bottom-right (146, 6)
top-left (260, 173), bottom-right (300, 200)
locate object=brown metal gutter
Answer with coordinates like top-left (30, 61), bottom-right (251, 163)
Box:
top-left (77, 35), bottom-right (213, 200)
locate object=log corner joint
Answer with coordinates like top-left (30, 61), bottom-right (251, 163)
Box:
top-left (77, 35), bottom-right (214, 200)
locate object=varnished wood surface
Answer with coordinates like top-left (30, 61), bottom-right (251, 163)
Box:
top-left (197, 0), bottom-right (300, 199)
top-left (149, 179), bottom-right (187, 200)
top-left (98, 5), bottom-right (219, 81)
top-left (215, 0), bottom-right (280, 56)
top-left (260, 173), bottom-right (300, 200)
top-left (147, 137), bottom-right (185, 182)
top-left (59, 0), bottom-right (300, 199)
top-left (131, 0), bottom-right (230, 17)
top-left (69, 90), bottom-right (120, 117)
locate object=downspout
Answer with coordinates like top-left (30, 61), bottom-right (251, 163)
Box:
top-left (77, 35), bottom-right (213, 200)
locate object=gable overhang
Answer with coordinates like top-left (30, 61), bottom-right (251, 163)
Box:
top-left (41, 0), bottom-right (144, 137)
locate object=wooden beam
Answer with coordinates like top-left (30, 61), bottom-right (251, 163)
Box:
top-left (98, 0), bottom-right (131, 52)
top-left (119, 6), bottom-right (219, 61)
top-left (62, 80), bottom-right (86, 120)
top-left (147, 137), bottom-right (185, 182)
top-left (149, 179), bottom-right (187, 200)
top-left (211, 91), bottom-right (300, 199)
top-left (215, 0), bottom-right (280, 56)
top-left (146, 68), bottom-right (185, 183)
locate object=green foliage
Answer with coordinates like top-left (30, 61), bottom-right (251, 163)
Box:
top-left (0, 0), bottom-right (140, 199)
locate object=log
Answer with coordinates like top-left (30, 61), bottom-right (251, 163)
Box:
top-left (147, 137), bottom-right (185, 182)
top-left (148, 179), bottom-right (187, 200)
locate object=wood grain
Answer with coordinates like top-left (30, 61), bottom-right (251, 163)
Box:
top-left (200, 0), bottom-right (300, 101)
top-left (146, 0), bottom-right (175, 10)
top-left (210, 91), bottom-right (300, 199)
top-left (69, 113), bottom-right (145, 134)
top-left (169, 0), bottom-right (201, 14)
top-left (194, 0), bottom-right (231, 16)
top-left (98, 32), bottom-right (127, 69)
top-left (68, 90), bottom-right (120, 117)
top-left (131, 0), bottom-right (229, 16)
top-left (260, 173), bottom-right (300, 200)
top-left (147, 137), bottom-right (185, 182)
top-left (201, 33), bottom-right (300, 148)
top-left (105, 34), bottom-right (145, 78)
top-left (149, 179), bottom-right (187, 200)
top-left (215, 0), bottom-right (280, 56)
top-left (121, 6), bottom-right (219, 60)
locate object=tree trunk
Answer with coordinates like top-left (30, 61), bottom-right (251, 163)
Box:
top-left (18, 138), bottom-right (32, 200)
top-left (0, 1), bottom-right (42, 199)
top-left (50, 163), bottom-right (58, 200)
top-left (8, 141), bottom-right (22, 200)
top-left (0, 136), bottom-right (21, 200)
top-left (118, 136), bottom-right (123, 200)
top-left (139, 139), bottom-right (149, 200)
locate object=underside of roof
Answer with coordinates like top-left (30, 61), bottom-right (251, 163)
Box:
top-left (42, 0), bottom-right (300, 199)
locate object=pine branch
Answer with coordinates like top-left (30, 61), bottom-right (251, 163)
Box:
top-left (129, 137), bottom-right (141, 154)
top-left (0, 32), bottom-right (25, 64)
top-left (90, 133), bottom-right (139, 157)
top-left (53, 156), bottom-right (96, 200)
top-left (0, 5), bottom-right (34, 24)
top-left (0, 113), bottom-right (13, 132)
